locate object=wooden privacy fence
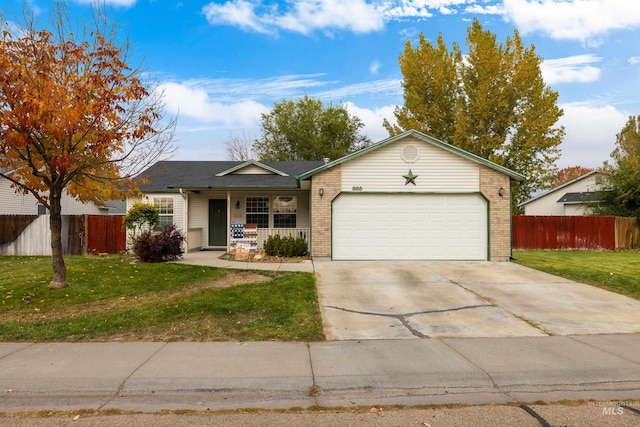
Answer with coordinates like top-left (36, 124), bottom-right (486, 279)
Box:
top-left (512, 216), bottom-right (640, 250)
top-left (0, 215), bottom-right (126, 256)
top-left (86, 215), bottom-right (126, 254)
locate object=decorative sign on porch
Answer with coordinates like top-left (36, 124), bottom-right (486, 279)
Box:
top-left (230, 223), bottom-right (258, 259)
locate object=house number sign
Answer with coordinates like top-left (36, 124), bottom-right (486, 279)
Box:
top-left (352, 186), bottom-right (363, 191)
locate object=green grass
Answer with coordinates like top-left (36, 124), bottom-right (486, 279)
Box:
top-left (0, 256), bottom-right (324, 342)
top-left (513, 250), bottom-right (640, 300)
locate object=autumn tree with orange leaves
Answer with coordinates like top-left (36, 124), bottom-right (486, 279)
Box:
top-left (0, 1), bottom-right (175, 288)
top-left (551, 166), bottom-right (593, 188)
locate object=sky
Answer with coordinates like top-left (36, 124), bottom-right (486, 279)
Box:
top-left (6, 0), bottom-right (640, 169)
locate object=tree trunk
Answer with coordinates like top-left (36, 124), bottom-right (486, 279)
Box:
top-left (48, 190), bottom-right (69, 289)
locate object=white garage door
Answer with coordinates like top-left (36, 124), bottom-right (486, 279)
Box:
top-left (332, 193), bottom-right (487, 260)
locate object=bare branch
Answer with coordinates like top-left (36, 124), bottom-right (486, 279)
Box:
top-left (224, 129), bottom-right (257, 161)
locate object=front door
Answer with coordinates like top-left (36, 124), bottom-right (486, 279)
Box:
top-left (208, 199), bottom-right (227, 246)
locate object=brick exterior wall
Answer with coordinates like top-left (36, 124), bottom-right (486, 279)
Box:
top-left (310, 165), bottom-right (342, 257)
top-left (480, 165), bottom-right (512, 261)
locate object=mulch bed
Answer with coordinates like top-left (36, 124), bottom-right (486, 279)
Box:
top-left (219, 252), bottom-right (311, 263)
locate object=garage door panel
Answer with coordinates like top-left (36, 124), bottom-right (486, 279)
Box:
top-left (332, 194), bottom-right (487, 260)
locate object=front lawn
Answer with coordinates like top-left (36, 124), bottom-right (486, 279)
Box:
top-left (513, 250), bottom-right (640, 300)
top-left (0, 256), bottom-right (324, 342)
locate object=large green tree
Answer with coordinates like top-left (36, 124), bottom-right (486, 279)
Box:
top-left (254, 95), bottom-right (371, 161)
top-left (596, 115), bottom-right (640, 219)
top-left (385, 19), bottom-right (565, 205)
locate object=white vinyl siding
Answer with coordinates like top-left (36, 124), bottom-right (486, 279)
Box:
top-left (1, 178), bottom-right (104, 215)
top-left (564, 204), bottom-right (590, 215)
top-left (522, 173), bottom-right (602, 216)
top-left (332, 194), bottom-right (487, 260)
top-left (341, 137), bottom-right (480, 193)
top-left (128, 194), bottom-right (184, 231)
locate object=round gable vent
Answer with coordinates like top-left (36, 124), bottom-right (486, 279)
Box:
top-left (401, 144), bottom-right (419, 163)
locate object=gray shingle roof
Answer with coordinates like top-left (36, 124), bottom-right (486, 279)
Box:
top-left (137, 161), bottom-right (325, 192)
top-left (557, 191), bottom-right (607, 204)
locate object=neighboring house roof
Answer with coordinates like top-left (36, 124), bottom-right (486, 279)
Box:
top-left (137, 160), bottom-right (325, 192)
top-left (102, 199), bottom-right (127, 214)
top-left (519, 170), bottom-right (600, 207)
top-left (557, 191), bottom-right (607, 204)
top-left (296, 129), bottom-right (526, 181)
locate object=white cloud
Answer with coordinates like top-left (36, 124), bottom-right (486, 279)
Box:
top-left (174, 74), bottom-right (330, 105)
top-left (465, 4), bottom-right (505, 15)
top-left (203, 0), bottom-right (385, 35)
top-left (341, 102), bottom-right (397, 142)
top-left (274, 0), bottom-right (385, 34)
top-left (629, 56), bottom-right (640, 65)
top-left (73, 0), bottom-right (137, 6)
top-left (202, 0), bottom-right (270, 33)
top-left (384, 0), bottom-right (477, 19)
top-left (369, 60), bottom-right (382, 75)
top-left (158, 74), bottom-right (402, 160)
top-left (201, 1), bottom-right (496, 35)
top-left (541, 54), bottom-right (602, 84)
top-left (383, 5), bottom-right (433, 19)
top-left (557, 102), bottom-right (628, 168)
top-left (502, 0), bottom-right (640, 42)
top-left (4, 20), bottom-right (25, 38)
top-left (315, 79), bottom-right (402, 100)
top-left (158, 81), bottom-right (269, 128)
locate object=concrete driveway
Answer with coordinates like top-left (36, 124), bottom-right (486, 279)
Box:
top-left (314, 260), bottom-right (640, 340)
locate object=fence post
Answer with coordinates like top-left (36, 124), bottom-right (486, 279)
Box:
top-left (83, 215), bottom-right (89, 255)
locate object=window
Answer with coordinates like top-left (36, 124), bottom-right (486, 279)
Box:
top-left (154, 197), bottom-right (174, 229)
top-left (37, 204), bottom-right (48, 215)
top-left (273, 196), bottom-right (297, 228)
top-left (246, 197), bottom-right (269, 228)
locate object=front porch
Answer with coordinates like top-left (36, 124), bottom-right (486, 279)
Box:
top-left (181, 189), bottom-right (311, 253)
top-left (186, 226), bottom-right (309, 252)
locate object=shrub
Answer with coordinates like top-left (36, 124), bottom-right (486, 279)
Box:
top-left (263, 235), bottom-right (307, 257)
top-left (123, 202), bottom-right (159, 243)
top-left (134, 224), bottom-right (186, 262)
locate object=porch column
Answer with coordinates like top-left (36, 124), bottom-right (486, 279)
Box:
top-left (180, 188), bottom-right (188, 252)
top-left (226, 190), bottom-right (231, 252)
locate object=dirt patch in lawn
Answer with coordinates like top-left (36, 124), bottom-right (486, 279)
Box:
top-left (199, 270), bottom-right (273, 289)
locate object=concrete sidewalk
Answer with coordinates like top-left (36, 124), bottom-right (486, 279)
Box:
top-left (1, 334), bottom-right (640, 413)
top-left (174, 251), bottom-right (315, 273)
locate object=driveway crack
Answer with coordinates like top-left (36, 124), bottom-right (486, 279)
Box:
top-left (433, 272), bottom-right (553, 336)
top-left (305, 342), bottom-right (320, 403)
top-left (567, 335), bottom-right (640, 367)
top-left (0, 343), bottom-right (36, 361)
top-left (325, 304), bottom-right (492, 338)
top-left (440, 339), bottom-right (518, 403)
top-left (98, 342), bottom-right (168, 410)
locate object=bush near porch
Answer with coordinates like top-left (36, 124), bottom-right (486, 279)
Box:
top-left (263, 235), bottom-right (308, 257)
top-left (513, 250), bottom-right (640, 300)
top-left (0, 255), bottom-right (323, 342)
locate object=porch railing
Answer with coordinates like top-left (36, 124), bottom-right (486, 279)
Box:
top-left (257, 228), bottom-right (309, 249)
